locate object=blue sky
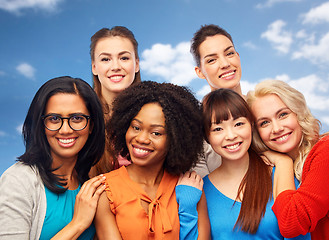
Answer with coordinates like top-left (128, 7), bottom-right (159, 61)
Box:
top-left (0, 0), bottom-right (328, 175)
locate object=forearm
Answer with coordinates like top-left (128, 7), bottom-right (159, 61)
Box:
top-left (273, 160), bottom-right (295, 199)
top-left (176, 185), bottom-right (201, 240)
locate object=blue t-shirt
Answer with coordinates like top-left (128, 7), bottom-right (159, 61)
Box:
top-left (39, 185), bottom-right (95, 240)
top-left (203, 168), bottom-right (310, 240)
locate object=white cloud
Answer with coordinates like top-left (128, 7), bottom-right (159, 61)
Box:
top-left (16, 124), bottom-right (23, 134)
top-left (302, 2), bottom-right (329, 24)
top-left (140, 42), bottom-right (196, 85)
top-left (196, 85), bottom-right (211, 100)
top-left (16, 63), bottom-right (36, 79)
top-left (0, 0), bottom-right (63, 14)
top-left (256, 0), bottom-right (301, 9)
top-left (243, 41), bottom-right (257, 50)
top-left (292, 32), bottom-right (329, 66)
top-left (261, 20), bottom-right (293, 54)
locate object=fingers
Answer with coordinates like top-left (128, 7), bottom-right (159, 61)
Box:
top-left (77, 174), bottom-right (107, 200)
top-left (177, 171), bottom-right (203, 190)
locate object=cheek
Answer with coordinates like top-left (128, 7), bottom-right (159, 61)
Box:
top-left (257, 127), bottom-right (270, 141)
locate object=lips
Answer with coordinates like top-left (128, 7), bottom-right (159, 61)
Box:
top-left (219, 70), bottom-right (235, 79)
top-left (131, 145), bottom-right (153, 158)
top-left (57, 138), bottom-right (77, 147)
top-left (223, 142), bottom-right (242, 152)
top-left (272, 132), bottom-right (291, 143)
top-left (109, 75), bottom-right (124, 82)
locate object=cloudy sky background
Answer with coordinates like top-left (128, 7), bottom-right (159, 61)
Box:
top-left (0, 0), bottom-right (328, 174)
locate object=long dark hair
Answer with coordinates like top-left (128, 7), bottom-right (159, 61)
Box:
top-left (202, 88), bottom-right (272, 234)
top-left (18, 76), bottom-right (105, 193)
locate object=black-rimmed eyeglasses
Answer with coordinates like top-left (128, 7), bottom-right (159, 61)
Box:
top-left (42, 114), bottom-right (90, 131)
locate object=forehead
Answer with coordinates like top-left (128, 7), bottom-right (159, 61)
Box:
top-left (134, 103), bottom-right (165, 125)
top-left (252, 94), bottom-right (286, 118)
top-left (45, 93), bottom-right (89, 115)
top-left (199, 34), bottom-right (233, 56)
top-left (94, 36), bottom-right (135, 55)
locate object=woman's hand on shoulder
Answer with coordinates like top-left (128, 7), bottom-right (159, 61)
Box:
top-left (261, 150), bottom-right (293, 167)
top-left (177, 171), bottom-right (203, 191)
top-left (51, 174), bottom-right (107, 240)
top-left (71, 174), bottom-right (107, 229)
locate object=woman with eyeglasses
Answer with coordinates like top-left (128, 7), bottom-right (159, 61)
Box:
top-left (0, 76), bottom-right (106, 240)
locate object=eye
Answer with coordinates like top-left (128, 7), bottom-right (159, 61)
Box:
top-left (70, 115), bottom-right (84, 123)
top-left (121, 56), bottom-right (130, 61)
top-left (226, 51), bottom-right (235, 57)
top-left (101, 57), bottom-right (110, 62)
top-left (47, 115), bottom-right (61, 123)
top-left (206, 58), bottom-right (215, 64)
top-left (235, 122), bottom-right (244, 127)
top-left (152, 132), bottom-right (162, 137)
top-left (279, 112), bottom-right (288, 118)
top-left (259, 120), bottom-right (269, 127)
top-left (212, 127), bottom-right (223, 132)
top-left (132, 125), bottom-right (140, 131)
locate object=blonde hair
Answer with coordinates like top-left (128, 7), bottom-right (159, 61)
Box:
top-left (247, 79), bottom-right (321, 180)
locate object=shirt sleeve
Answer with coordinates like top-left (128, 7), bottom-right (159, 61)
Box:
top-left (0, 166), bottom-right (34, 239)
top-left (272, 136), bottom-right (329, 238)
top-left (175, 185), bottom-right (202, 240)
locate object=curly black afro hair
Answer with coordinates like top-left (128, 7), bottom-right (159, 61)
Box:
top-left (108, 81), bottom-right (204, 175)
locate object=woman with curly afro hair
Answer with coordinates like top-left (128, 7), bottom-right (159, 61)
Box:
top-left (94, 81), bottom-right (210, 239)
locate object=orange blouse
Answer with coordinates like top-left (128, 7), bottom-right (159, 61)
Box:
top-left (104, 166), bottom-right (180, 240)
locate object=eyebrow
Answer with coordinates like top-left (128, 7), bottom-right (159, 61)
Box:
top-left (132, 118), bottom-right (165, 128)
top-left (98, 50), bottom-right (132, 58)
top-left (203, 46), bottom-right (234, 59)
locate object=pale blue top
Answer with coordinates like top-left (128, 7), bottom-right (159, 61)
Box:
top-left (203, 168), bottom-right (310, 240)
top-left (39, 185), bottom-right (95, 240)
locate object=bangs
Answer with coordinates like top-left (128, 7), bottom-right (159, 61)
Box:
top-left (203, 89), bottom-right (253, 139)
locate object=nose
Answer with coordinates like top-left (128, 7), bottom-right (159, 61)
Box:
top-left (111, 59), bottom-right (121, 71)
top-left (219, 56), bottom-right (230, 69)
top-left (225, 127), bottom-right (237, 140)
top-left (271, 119), bottom-right (284, 134)
top-left (135, 130), bottom-right (151, 144)
top-left (59, 119), bottom-right (74, 134)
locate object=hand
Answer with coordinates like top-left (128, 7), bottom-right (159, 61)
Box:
top-left (261, 150), bottom-right (293, 167)
top-left (177, 171), bottom-right (203, 191)
top-left (71, 174), bottom-right (107, 231)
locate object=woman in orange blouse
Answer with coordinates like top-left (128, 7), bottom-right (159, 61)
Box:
top-left (94, 81), bottom-right (209, 239)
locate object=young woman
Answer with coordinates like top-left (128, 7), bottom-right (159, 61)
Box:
top-left (0, 76), bottom-right (106, 239)
top-left (94, 81), bottom-right (209, 239)
top-left (190, 24), bottom-right (243, 177)
top-left (89, 26), bottom-right (141, 176)
top-left (247, 79), bottom-right (328, 239)
top-left (179, 88), bottom-right (310, 239)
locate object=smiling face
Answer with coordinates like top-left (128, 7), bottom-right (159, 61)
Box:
top-left (208, 114), bottom-right (251, 163)
top-left (125, 103), bottom-right (168, 168)
top-left (251, 94), bottom-right (302, 159)
top-left (195, 34), bottom-right (242, 94)
top-left (44, 93), bottom-right (91, 165)
top-left (92, 36), bottom-right (139, 100)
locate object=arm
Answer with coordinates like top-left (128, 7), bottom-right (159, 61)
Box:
top-left (261, 151), bottom-right (295, 199)
top-left (51, 175), bottom-right (106, 240)
top-left (0, 166), bottom-right (36, 239)
top-left (176, 171), bottom-right (210, 240)
top-left (272, 137), bottom-right (329, 237)
top-left (94, 192), bottom-right (122, 240)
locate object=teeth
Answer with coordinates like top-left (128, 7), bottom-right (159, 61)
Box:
top-left (277, 135), bottom-right (288, 142)
top-left (59, 138), bottom-right (75, 144)
top-left (226, 143), bottom-right (240, 150)
top-left (110, 76), bottom-right (123, 80)
top-left (134, 147), bottom-right (150, 153)
top-left (221, 71), bottom-right (234, 78)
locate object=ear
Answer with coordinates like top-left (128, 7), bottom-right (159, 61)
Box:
top-left (91, 62), bottom-right (98, 76)
top-left (237, 51), bottom-right (240, 57)
top-left (195, 66), bottom-right (206, 79)
top-left (135, 59), bottom-right (140, 73)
